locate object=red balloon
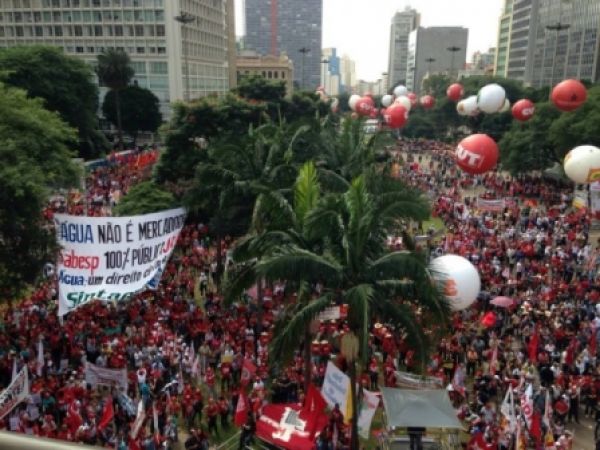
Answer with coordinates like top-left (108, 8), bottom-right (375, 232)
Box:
top-left (455, 134), bottom-right (499, 175)
top-left (383, 104), bottom-right (408, 129)
top-left (512, 99), bottom-right (535, 121)
top-left (481, 311), bottom-right (497, 328)
top-left (407, 92), bottom-right (418, 107)
top-left (420, 95), bottom-right (435, 109)
top-left (355, 97), bottom-right (374, 116)
top-left (551, 79), bottom-right (587, 111)
top-left (446, 83), bottom-right (464, 102)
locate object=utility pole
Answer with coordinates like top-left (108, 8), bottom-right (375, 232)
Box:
top-left (175, 12), bottom-right (195, 102)
top-left (298, 47), bottom-right (310, 89)
top-left (546, 22), bottom-right (570, 88)
top-left (446, 46), bottom-right (461, 80)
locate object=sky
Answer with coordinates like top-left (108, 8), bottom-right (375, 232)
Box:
top-left (234, 0), bottom-right (504, 81)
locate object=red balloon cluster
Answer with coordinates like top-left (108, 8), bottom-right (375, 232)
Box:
top-left (511, 99), bottom-right (535, 122)
top-left (407, 92), bottom-right (418, 107)
top-left (551, 79), bottom-right (587, 112)
top-left (355, 96), bottom-right (375, 116)
top-left (446, 83), bottom-right (464, 102)
top-left (455, 134), bottom-right (499, 175)
top-left (481, 311), bottom-right (497, 328)
top-left (420, 95), bottom-right (435, 109)
top-left (383, 104), bottom-right (408, 129)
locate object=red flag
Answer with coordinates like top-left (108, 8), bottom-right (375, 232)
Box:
top-left (530, 411), bottom-right (542, 444)
top-left (565, 338), bottom-right (577, 366)
top-left (240, 358), bottom-right (257, 387)
top-left (528, 327), bottom-right (539, 362)
top-left (97, 398), bottom-right (114, 431)
top-left (65, 401), bottom-right (83, 434)
top-left (234, 391), bottom-right (248, 427)
top-left (303, 384), bottom-right (327, 414)
top-left (128, 438), bottom-right (142, 450)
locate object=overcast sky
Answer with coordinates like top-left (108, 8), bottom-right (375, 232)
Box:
top-left (234, 0), bottom-right (504, 81)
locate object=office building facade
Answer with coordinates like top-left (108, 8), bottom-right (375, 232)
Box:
top-left (244, 0), bottom-right (322, 90)
top-left (494, 0), bottom-right (514, 77)
top-left (236, 49), bottom-right (294, 96)
top-left (339, 53), bottom-right (356, 93)
top-left (406, 26), bottom-right (468, 93)
top-left (0, 0), bottom-right (235, 117)
top-left (321, 47), bottom-right (340, 95)
top-left (387, 7), bottom-right (420, 90)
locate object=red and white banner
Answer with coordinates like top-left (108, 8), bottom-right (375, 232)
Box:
top-left (85, 362), bottom-right (128, 391)
top-left (256, 403), bottom-right (328, 450)
top-left (476, 197), bottom-right (505, 212)
top-left (520, 384), bottom-right (533, 429)
top-left (0, 367), bottom-right (29, 420)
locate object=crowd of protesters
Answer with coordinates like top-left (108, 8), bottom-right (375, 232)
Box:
top-left (0, 139), bottom-right (599, 450)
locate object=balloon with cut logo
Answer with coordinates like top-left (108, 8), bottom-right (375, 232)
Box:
top-left (355, 97), bottom-right (374, 116)
top-left (447, 83), bottom-right (464, 102)
top-left (477, 83), bottom-right (506, 113)
top-left (512, 99), bottom-right (535, 121)
top-left (551, 79), bottom-right (587, 111)
top-left (407, 92), bottom-right (418, 107)
top-left (430, 254), bottom-right (481, 311)
top-left (455, 134), bottom-right (499, 175)
top-left (383, 104), bottom-right (408, 129)
top-left (393, 85), bottom-right (408, 97)
top-left (563, 145), bottom-right (600, 184)
top-left (381, 94), bottom-right (394, 107)
top-left (420, 95), bottom-right (435, 109)
top-left (348, 94), bottom-right (361, 111)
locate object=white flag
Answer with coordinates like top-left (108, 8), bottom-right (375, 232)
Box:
top-left (191, 355), bottom-right (200, 378)
top-left (520, 384), bottom-right (533, 429)
top-left (500, 387), bottom-right (516, 432)
top-left (153, 404), bottom-right (159, 436)
top-left (130, 399), bottom-right (146, 438)
top-left (36, 340), bottom-right (44, 377)
top-left (357, 387), bottom-right (379, 439)
top-left (543, 389), bottom-right (551, 428)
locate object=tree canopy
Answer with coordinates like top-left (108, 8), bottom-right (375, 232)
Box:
top-left (0, 82), bottom-right (79, 299)
top-left (113, 181), bottom-right (177, 216)
top-left (102, 85), bottom-right (162, 143)
top-left (0, 46), bottom-right (108, 159)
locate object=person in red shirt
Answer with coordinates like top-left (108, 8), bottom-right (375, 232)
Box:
top-left (205, 398), bottom-right (219, 437)
top-left (218, 395), bottom-right (230, 429)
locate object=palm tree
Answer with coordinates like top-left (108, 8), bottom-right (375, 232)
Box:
top-left (96, 49), bottom-right (134, 151)
top-left (254, 176), bottom-right (449, 450)
top-left (224, 161), bottom-right (325, 391)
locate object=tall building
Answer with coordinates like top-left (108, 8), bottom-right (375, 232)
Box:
top-left (339, 53), bottom-right (357, 93)
top-left (406, 26), bottom-right (468, 93)
top-left (387, 7), bottom-right (420, 89)
top-left (244, 0), bottom-right (323, 90)
top-left (0, 0), bottom-right (235, 117)
top-left (321, 47), bottom-right (341, 96)
top-left (499, 0), bottom-right (600, 87)
top-left (494, 0), bottom-right (514, 77)
top-left (529, 0), bottom-right (600, 87)
top-left (236, 49), bottom-right (294, 96)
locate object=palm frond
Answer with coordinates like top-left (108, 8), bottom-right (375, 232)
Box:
top-left (269, 293), bottom-right (333, 365)
top-left (222, 261), bottom-right (258, 306)
top-left (256, 247), bottom-right (342, 284)
top-left (343, 284), bottom-right (374, 364)
top-left (294, 161), bottom-right (320, 227)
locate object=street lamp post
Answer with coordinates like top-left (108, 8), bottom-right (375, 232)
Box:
top-left (320, 58), bottom-right (329, 92)
top-left (446, 46), bottom-right (461, 79)
top-left (546, 22), bottom-right (570, 88)
top-left (175, 12), bottom-right (195, 102)
top-left (425, 57), bottom-right (436, 75)
top-left (298, 47), bottom-right (310, 90)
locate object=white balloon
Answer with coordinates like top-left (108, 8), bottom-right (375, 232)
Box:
top-left (564, 145), bottom-right (600, 184)
top-left (394, 95), bottom-right (412, 112)
top-left (381, 94), bottom-right (394, 107)
top-left (348, 94), bottom-right (361, 111)
top-left (430, 254), bottom-right (481, 311)
top-left (477, 83), bottom-right (506, 114)
top-left (457, 95), bottom-right (479, 116)
top-left (393, 85), bottom-right (408, 97)
top-left (499, 98), bottom-right (511, 113)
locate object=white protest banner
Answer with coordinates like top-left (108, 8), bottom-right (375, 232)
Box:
top-left (55, 207), bottom-right (186, 316)
top-left (85, 362), bottom-right (128, 391)
top-left (0, 367), bottom-right (30, 420)
top-left (321, 361), bottom-right (350, 416)
top-left (476, 197), bottom-right (505, 212)
top-left (358, 388), bottom-right (379, 439)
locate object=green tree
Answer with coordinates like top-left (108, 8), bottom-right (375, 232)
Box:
top-left (113, 181), bottom-right (177, 216)
top-left (102, 85), bottom-right (162, 145)
top-left (0, 82), bottom-right (79, 299)
top-left (421, 73), bottom-right (453, 97)
top-left (254, 176), bottom-right (447, 450)
top-left (0, 45), bottom-right (108, 159)
top-left (235, 74), bottom-right (286, 102)
top-left (96, 49), bottom-right (134, 151)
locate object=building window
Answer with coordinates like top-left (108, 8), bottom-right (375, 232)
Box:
top-left (156, 24), bottom-right (165, 36)
top-left (136, 47), bottom-right (145, 54)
